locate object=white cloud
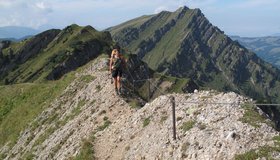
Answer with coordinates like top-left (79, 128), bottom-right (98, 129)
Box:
top-left (34, 2), bottom-right (51, 11)
top-left (0, 0), bottom-right (13, 7)
top-left (0, 0), bottom-right (190, 29)
top-left (0, 13), bottom-right (21, 26)
top-left (33, 1), bottom-right (53, 13)
top-left (35, 1), bottom-right (46, 9)
top-left (0, 0), bottom-right (53, 28)
top-left (154, 6), bottom-right (169, 14)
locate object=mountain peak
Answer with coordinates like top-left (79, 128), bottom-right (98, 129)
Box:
top-left (63, 24), bottom-right (81, 32)
top-left (108, 6), bottom-right (280, 104)
top-left (193, 8), bottom-right (202, 15)
top-left (176, 6), bottom-right (189, 12)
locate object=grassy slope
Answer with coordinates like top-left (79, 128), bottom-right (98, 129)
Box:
top-left (1, 24), bottom-right (111, 84)
top-left (0, 72), bottom-right (75, 147)
top-left (108, 8), bottom-right (194, 71)
top-left (109, 7), bottom-right (280, 103)
top-left (143, 10), bottom-right (193, 70)
top-left (108, 8), bottom-right (201, 75)
top-left (109, 15), bottom-right (153, 36)
top-left (0, 53), bottom-right (110, 149)
top-left (0, 25), bottom-right (113, 148)
top-left (130, 11), bottom-right (174, 51)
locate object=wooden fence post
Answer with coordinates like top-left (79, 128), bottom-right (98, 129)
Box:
top-left (171, 96), bottom-right (176, 140)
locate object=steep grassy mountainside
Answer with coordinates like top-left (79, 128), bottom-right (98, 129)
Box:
top-left (107, 6), bottom-right (280, 103)
top-left (0, 24), bottom-right (112, 84)
top-left (0, 69), bottom-right (76, 152)
top-left (1, 57), bottom-right (280, 159)
top-left (231, 36), bottom-right (280, 69)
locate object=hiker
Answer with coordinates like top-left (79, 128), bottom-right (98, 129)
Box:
top-left (109, 48), bottom-right (125, 95)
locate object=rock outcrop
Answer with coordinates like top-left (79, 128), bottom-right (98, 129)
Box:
top-left (94, 91), bottom-right (279, 159)
top-left (1, 58), bottom-right (279, 160)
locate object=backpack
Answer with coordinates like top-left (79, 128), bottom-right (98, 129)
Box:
top-left (113, 57), bottom-right (122, 70)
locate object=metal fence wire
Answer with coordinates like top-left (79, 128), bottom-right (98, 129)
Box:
top-left (111, 51), bottom-right (280, 140)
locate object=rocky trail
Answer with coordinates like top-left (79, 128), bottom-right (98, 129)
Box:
top-left (3, 58), bottom-right (135, 159)
top-left (2, 57), bottom-right (280, 160)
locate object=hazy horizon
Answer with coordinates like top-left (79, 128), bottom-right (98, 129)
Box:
top-left (0, 0), bottom-right (280, 37)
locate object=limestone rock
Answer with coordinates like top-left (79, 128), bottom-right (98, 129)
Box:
top-left (1, 58), bottom-right (279, 160)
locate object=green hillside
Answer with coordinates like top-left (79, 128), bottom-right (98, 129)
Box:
top-left (0, 72), bottom-right (75, 148)
top-left (1, 7), bottom-right (280, 159)
top-left (0, 24), bottom-right (112, 84)
top-left (108, 6), bottom-right (280, 103)
top-left (0, 24), bottom-right (113, 149)
top-left (0, 25), bottom-right (197, 151)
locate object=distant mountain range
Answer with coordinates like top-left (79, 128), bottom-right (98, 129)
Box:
top-left (0, 26), bottom-right (40, 39)
top-left (272, 33), bottom-right (280, 36)
top-left (231, 36), bottom-right (280, 69)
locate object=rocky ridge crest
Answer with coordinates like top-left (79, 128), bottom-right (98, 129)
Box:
top-left (1, 58), bottom-right (279, 159)
top-left (95, 89), bottom-right (279, 159)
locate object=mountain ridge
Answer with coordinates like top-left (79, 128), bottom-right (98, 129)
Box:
top-left (0, 24), bottom-right (112, 84)
top-left (2, 57), bottom-right (280, 159)
top-left (107, 6), bottom-right (280, 104)
top-left (1, 6), bottom-right (280, 159)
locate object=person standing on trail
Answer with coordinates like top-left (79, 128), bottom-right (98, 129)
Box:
top-left (109, 48), bottom-right (125, 95)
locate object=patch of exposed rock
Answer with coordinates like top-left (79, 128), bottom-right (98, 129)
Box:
top-left (2, 57), bottom-right (135, 159)
top-left (94, 91), bottom-right (279, 159)
top-left (1, 57), bottom-right (279, 160)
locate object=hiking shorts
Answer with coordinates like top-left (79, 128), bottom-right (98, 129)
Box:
top-left (112, 68), bottom-right (122, 78)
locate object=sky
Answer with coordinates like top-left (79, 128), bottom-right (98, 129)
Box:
top-left (0, 0), bottom-right (280, 37)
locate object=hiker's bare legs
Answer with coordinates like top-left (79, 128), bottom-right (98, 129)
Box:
top-left (117, 76), bottom-right (121, 91)
top-left (114, 77), bottom-right (118, 89)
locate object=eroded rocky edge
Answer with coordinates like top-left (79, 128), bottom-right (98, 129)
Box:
top-left (1, 57), bottom-right (279, 160)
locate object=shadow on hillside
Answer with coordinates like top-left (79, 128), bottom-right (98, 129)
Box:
top-left (258, 104), bottom-right (280, 131)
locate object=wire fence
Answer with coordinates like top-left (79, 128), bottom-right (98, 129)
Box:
top-left (115, 49), bottom-right (280, 105)
top-left (121, 53), bottom-right (280, 140)
top-left (109, 50), bottom-right (280, 140)
top-left (123, 62), bottom-right (280, 106)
